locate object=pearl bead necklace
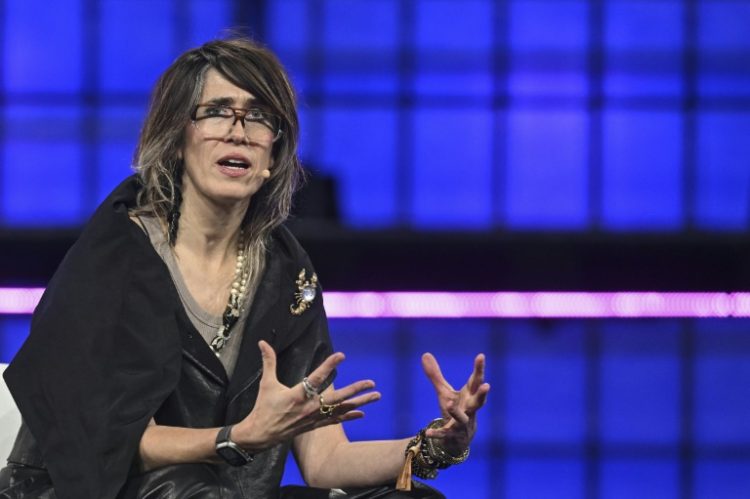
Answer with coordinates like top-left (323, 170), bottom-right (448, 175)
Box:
top-left (209, 229), bottom-right (249, 355)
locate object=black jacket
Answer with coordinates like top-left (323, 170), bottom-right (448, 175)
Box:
top-left (2, 176), bottom-right (334, 499)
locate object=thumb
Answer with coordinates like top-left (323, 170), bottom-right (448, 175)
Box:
top-left (258, 340), bottom-right (278, 383)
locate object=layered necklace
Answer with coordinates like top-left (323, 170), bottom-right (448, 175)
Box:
top-left (209, 229), bottom-right (250, 355)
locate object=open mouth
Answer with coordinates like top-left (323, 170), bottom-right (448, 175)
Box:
top-left (217, 158), bottom-right (249, 170)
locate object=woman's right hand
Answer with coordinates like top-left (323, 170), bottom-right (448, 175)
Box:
top-left (230, 340), bottom-right (380, 451)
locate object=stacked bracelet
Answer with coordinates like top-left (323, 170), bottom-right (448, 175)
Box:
top-left (405, 418), bottom-right (470, 480)
top-left (423, 418), bottom-right (470, 468)
top-left (405, 430), bottom-right (438, 480)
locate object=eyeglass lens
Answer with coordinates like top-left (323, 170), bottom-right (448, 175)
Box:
top-left (194, 108), bottom-right (279, 143)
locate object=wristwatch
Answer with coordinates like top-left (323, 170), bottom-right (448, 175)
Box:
top-left (215, 425), bottom-right (254, 466)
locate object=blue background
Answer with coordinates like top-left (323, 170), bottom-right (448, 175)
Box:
top-left (1, 0), bottom-right (750, 497)
top-left (2, 315), bottom-right (750, 498)
top-left (1, 0), bottom-right (748, 230)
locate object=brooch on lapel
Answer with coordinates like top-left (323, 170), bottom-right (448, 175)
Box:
top-left (291, 269), bottom-right (318, 316)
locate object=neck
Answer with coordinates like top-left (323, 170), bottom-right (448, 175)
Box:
top-left (175, 189), bottom-right (250, 261)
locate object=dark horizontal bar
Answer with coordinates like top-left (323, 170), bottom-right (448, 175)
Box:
top-left (1, 225), bottom-right (748, 291)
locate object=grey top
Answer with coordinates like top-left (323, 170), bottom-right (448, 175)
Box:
top-left (139, 215), bottom-right (256, 378)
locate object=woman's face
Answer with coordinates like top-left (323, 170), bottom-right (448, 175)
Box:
top-left (180, 68), bottom-right (276, 211)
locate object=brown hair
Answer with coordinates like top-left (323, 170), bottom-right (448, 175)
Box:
top-left (132, 37), bottom-right (302, 284)
top-left (133, 36), bottom-right (301, 232)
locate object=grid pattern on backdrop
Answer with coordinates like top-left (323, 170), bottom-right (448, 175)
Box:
top-left (1, 2), bottom-right (749, 496)
top-left (1, 0), bottom-right (749, 229)
top-left (2, 316), bottom-right (750, 498)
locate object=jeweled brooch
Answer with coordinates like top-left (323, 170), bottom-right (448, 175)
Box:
top-left (290, 269), bottom-right (318, 316)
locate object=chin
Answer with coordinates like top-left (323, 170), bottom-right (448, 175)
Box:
top-left (212, 183), bottom-right (263, 205)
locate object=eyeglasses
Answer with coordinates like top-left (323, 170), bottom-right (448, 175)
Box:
top-left (191, 104), bottom-right (283, 144)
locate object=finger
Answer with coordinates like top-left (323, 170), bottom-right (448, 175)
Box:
top-left (467, 353), bottom-right (486, 394)
top-left (299, 376), bottom-right (318, 400)
top-left (423, 417), bottom-right (473, 442)
top-left (306, 352), bottom-right (346, 390)
top-left (331, 391), bottom-right (381, 412)
top-left (445, 401), bottom-right (470, 425)
top-left (425, 427), bottom-right (452, 439)
top-left (312, 410), bottom-right (365, 429)
top-left (310, 393), bottom-right (380, 427)
top-left (336, 411), bottom-right (365, 423)
top-left (326, 379), bottom-right (376, 404)
top-left (465, 383), bottom-right (490, 416)
top-left (422, 353), bottom-right (454, 393)
top-left (258, 340), bottom-right (279, 384)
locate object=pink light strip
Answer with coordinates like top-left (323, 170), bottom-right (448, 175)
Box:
top-left (1, 289), bottom-right (749, 318)
top-left (323, 292), bottom-right (744, 318)
top-left (0, 288), bottom-right (46, 315)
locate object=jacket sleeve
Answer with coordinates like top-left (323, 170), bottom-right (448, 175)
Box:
top-left (3, 207), bottom-right (182, 499)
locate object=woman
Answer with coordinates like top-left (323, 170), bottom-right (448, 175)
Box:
top-left (0, 38), bottom-right (489, 498)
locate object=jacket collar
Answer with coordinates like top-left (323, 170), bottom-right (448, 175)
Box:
top-left (109, 176), bottom-right (298, 401)
top-left (173, 225), bottom-right (295, 399)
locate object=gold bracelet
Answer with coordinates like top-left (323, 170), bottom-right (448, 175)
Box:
top-left (401, 417), bottom-right (472, 483)
top-left (423, 418), bottom-right (470, 468)
top-left (425, 436), bottom-right (470, 466)
top-left (404, 430), bottom-right (439, 479)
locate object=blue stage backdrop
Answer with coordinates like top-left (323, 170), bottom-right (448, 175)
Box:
top-left (2, 315), bottom-right (750, 498)
top-left (2, 1), bottom-right (750, 499)
top-left (1, 0), bottom-right (748, 230)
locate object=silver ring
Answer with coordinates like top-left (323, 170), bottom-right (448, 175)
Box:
top-left (302, 377), bottom-right (319, 399)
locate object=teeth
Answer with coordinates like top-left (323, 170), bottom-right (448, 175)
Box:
top-left (220, 158), bottom-right (248, 168)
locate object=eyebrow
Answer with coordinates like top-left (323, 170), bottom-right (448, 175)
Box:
top-left (203, 96), bottom-right (258, 107)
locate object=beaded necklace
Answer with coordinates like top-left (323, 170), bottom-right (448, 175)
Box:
top-left (209, 229), bottom-right (250, 355)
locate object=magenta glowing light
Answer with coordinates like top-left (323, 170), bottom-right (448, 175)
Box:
top-left (323, 292), bottom-right (743, 318)
top-left (0, 288), bottom-right (46, 315)
top-left (0, 288), bottom-right (748, 318)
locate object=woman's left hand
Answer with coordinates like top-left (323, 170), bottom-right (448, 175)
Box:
top-left (421, 352), bottom-right (490, 456)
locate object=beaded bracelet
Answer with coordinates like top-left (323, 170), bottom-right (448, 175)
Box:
top-left (401, 418), bottom-right (470, 481)
top-left (396, 417), bottom-right (472, 491)
top-left (406, 430), bottom-right (438, 479)
top-left (422, 418), bottom-right (470, 468)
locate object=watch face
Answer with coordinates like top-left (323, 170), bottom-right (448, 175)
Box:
top-left (216, 442), bottom-right (252, 466)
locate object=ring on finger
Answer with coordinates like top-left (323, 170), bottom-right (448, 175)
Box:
top-left (318, 394), bottom-right (340, 418)
top-left (302, 377), bottom-right (319, 399)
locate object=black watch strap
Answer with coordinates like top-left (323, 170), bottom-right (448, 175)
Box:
top-left (215, 425), bottom-right (254, 466)
top-left (216, 425), bottom-right (233, 444)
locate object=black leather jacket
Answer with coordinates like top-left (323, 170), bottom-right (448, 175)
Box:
top-left (1, 177), bottom-right (334, 499)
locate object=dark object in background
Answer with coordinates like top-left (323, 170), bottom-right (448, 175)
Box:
top-left (290, 168), bottom-right (340, 224)
top-left (2, 228), bottom-right (750, 292)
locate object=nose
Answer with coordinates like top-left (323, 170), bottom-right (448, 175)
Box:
top-left (227, 115), bottom-right (248, 143)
